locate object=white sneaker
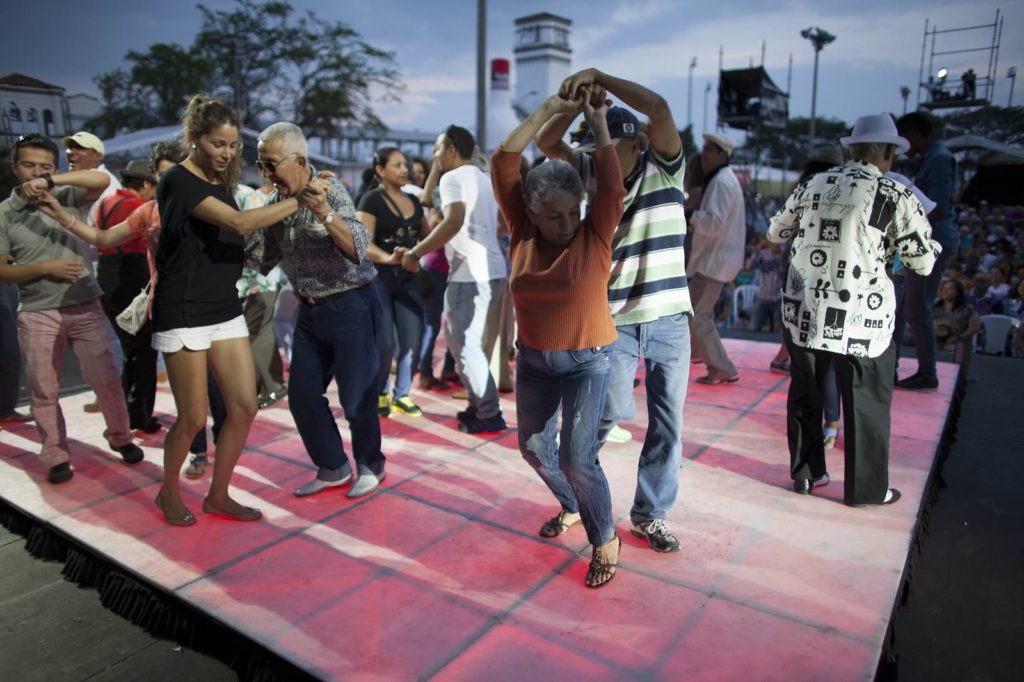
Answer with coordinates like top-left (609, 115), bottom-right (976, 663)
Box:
top-left (293, 473), bottom-right (352, 497)
top-left (346, 471), bottom-right (386, 498)
top-left (607, 424), bottom-right (633, 443)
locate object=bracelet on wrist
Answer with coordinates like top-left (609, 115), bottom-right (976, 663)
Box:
top-left (61, 215), bottom-right (76, 230)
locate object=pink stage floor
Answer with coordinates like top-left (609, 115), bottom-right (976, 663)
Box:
top-left (0, 339), bottom-right (959, 681)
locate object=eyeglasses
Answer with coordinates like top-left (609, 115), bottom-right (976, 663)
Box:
top-left (255, 153), bottom-right (298, 175)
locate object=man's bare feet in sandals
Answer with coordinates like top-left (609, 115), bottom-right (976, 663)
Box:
top-left (202, 495), bottom-right (262, 521)
top-left (585, 535), bottom-right (621, 588)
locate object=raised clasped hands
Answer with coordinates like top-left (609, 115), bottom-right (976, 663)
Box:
top-left (559, 68), bottom-right (603, 103)
top-left (300, 177), bottom-right (330, 215)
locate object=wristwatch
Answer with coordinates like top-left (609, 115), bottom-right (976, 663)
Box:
top-left (403, 249), bottom-right (418, 260)
top-left (41, 173), bottom-right (55, 189)
top-left (320, 211), bottom-right (334, 226)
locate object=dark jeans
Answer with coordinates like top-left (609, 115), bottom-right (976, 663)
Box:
top-left (418, 265), bottom-right (449, 376)
top-left (785, 330), bottom-right (896, 505)
top-left (374, 265), bottom-right (424, 399)
top-left (892, 247), bottom-right (955, 380)
top-left (0, 283), bottom-right (20, 415)
top-left (97, 253), bottom-right (157, 428)
top-left (289, 284), bottom-right (385, 479)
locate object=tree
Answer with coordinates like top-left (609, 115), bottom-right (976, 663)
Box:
top-left (742, 116), bottom-right (850, 171)
top-left (87, 0), bottom-right (403, 142)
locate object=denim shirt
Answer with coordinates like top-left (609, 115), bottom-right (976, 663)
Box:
top-left (915, 141), bottom-right (958, 249)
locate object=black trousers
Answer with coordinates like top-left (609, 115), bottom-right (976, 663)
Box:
top-left (784, 330), bottom-right (896, 505)
top-left (98, 253), bottom-right (157, 429)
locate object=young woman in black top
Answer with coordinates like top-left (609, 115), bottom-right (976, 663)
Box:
top-left (151, 95), bottom-right (323, 526)
top-left (356, 148), bottom-right (431, 418)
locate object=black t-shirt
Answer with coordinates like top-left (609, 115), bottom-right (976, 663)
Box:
top-left (153, 165), bottom-right (244, 332)
top-left (357, 188), bottom-right (423, 252)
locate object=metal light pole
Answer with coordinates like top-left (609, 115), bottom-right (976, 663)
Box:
top-left (703, 81), bottom-right (712, 134)
top-left (476, 0), bottom-right (486, 150)
top-left (1009, 67), bottom-right (1018, 107)
top-left (900, 86), bottom-right (911, 115)
top-left (687, 56), bottom-right (697, 130)
top-left (800, 26), bottom-right (835, 143)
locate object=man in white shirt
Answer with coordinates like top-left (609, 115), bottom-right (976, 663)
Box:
top-left (62, 132), bottom-right (121, 226)
top-left (402, 125), bottom-right (508, 434)
top-left (689, 133), bottom-right (745, 384)
top-left (768, 114), bottom-right (939, 506)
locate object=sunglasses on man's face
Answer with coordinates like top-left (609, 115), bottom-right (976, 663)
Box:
top-left (255, 153), bottom-right (298, 175)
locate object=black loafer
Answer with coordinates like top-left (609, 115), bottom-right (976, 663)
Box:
top-left (793, 478), bottom-right (812, 494)
top-left (47, 462), bottom-right (73, 484)
top-left (109, 442), bottom-right (144, 464)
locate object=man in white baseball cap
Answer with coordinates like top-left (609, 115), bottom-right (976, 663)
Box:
top-left (689, 131), bottom-right (745, 384)
top-left (62, 131), bottom-right (121, 227)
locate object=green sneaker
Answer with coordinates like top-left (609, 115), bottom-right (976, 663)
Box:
top-left (392, 395), bottom-right (422, 417)
top-left (377, 393), bottom-right (391, 417)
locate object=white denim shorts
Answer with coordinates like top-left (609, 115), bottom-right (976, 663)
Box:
top-left (151, 315), bottom-right (248, 353)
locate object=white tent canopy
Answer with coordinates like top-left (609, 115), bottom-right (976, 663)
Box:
top-left (944, 135), bottom-right (1024, 165)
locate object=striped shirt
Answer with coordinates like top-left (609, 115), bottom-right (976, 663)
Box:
top-left (577, 147), bottom-right (692, 325)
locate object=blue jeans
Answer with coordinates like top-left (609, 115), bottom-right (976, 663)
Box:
top-left (444, 279), bottom-right (504, 420)
top-left (516, 342), bottom-right (616, 546)
top-left (418, 265), bottom-right (449, 376)
top-left (0, 283), bottom-right (21, 415)
top-left (288, 285), bottom-right (385, 480)
top-left (893, 246), bottom-right (955, 380)
top-left (599, 312), bottom-right (691, 524)
top-left (374, 266), bottom-right (424, 398)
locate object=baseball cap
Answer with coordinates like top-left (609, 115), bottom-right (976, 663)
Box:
top-left (61, 131), bottom-right (105, 155)
top-left (575, 107), bottom-right (640, 152)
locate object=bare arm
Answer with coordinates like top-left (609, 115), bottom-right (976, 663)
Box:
top-left (0, 254), bottom-right (83, 283)
top-left (190, 193), bottom-right (300, 236)
top-left (21, 170), bottom-right (110, 202)
top-left (560, 68), bottom-right (681, 160)
top-left (535, 113), bottom-right (579, 164)
top-left (35, 190), bottom-right (136, 248)
top-left (502, 94), bottom-right (583, 154)
top-left (420, 162), bottom-right (441, 208)
top-left (356, 210), bottom-right (401, 265)
top-left (400, 202), bottom-right (465, 273)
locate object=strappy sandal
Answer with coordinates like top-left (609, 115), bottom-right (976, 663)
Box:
top-left (585, 535), bottom-right (621, 589)
top-left (539, 510), bottom-right (581, 538)
top-left (184, 454), bottom-right (208, 478)
top-left (154, 493), bottom-right (197, 527)
top-left (202, 498), bottom-right (263, 522)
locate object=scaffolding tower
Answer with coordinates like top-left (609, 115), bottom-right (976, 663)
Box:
top-left (917, 9), bottom-right (1003, 110)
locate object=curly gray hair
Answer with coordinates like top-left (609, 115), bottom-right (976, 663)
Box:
top-left (523, 160), bottom-right (583, 215)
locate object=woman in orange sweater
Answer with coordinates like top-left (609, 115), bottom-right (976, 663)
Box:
top-left (491, 88), bottom-right (625, 588)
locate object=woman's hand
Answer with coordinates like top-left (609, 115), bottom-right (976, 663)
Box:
top-left (35, 191), bottom-right (73, 227)
top-left (300, 179), bottom-right (331, 218)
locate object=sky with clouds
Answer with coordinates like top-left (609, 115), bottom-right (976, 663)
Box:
top-left (5, 0), bottom-right (1021, 141)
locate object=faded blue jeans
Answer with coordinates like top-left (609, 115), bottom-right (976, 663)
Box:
top-left (444, 279), bottom-right (504, 420)
top-left (598, 312), bottom-right (691, 525)
top-left (516, 342), bottom-right (617, 547)
top-left (374, 265), bottom-right (424, 399)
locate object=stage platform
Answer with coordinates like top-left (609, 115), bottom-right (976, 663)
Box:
top-left (0, 339), bottom-right (961, 681)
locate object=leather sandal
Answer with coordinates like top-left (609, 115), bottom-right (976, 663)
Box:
top-left (539, 510), bottom-right (581, 538)
top-left (585, 535), bottom-right (621, 589)
top-left (155, 493), bottom-right (196, 527)
top-left (202, 497), bottom-right (262, 522)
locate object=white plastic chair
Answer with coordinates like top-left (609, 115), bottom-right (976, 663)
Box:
top-left (730, 284), bottom-right (759, 328)
top-left (977, 314), bottom-right (1021, 355)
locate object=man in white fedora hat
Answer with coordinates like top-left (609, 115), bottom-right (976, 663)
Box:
top-left (766, 113), bottom-right (940, 506)
top-left (689, 132), bottom-right (745, 384)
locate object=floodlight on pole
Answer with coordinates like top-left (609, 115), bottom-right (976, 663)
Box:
top-left (900, 86), bottom-right (911, 115)
top-left (1009, 67), bottom-right (1017, 107)
top-left (687, 56), bottom-right (697, 130)
top-left (703, 81), bottom-right (712, 134)
top-left (800, 26), bottom-right (835, 143)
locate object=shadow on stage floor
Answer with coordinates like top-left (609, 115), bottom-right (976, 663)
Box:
top-left (0, 339), bottom-right (961, 681)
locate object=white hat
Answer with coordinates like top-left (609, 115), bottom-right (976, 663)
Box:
top-left (61, 131), bottom-right (105, 155)
top-left (840, 115), bottom-right (909, 154)
top-left (702, 132), bottom-right (734, 156)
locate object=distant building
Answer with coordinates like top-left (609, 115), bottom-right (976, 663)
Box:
top-left (513, 13), bottom-right (572, 120)
top-left (0, 73), bottom-right (72, 145)
top-left (66, 93), bottom-right (102, 133)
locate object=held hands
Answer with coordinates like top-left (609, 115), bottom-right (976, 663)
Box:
top-left (559, 68), bottom-right (602, 102)
top-left (300, 178), bottom-right (331, 218)
top-left (34, 191), bottom-right (73, 227)
top-left (19, 177), bottom-right (49, 202)
top-left (394, 247), bottom-right (421, 273)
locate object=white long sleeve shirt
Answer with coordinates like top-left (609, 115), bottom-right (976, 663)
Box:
top-left (688, 165), bottom-right (745, 282)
